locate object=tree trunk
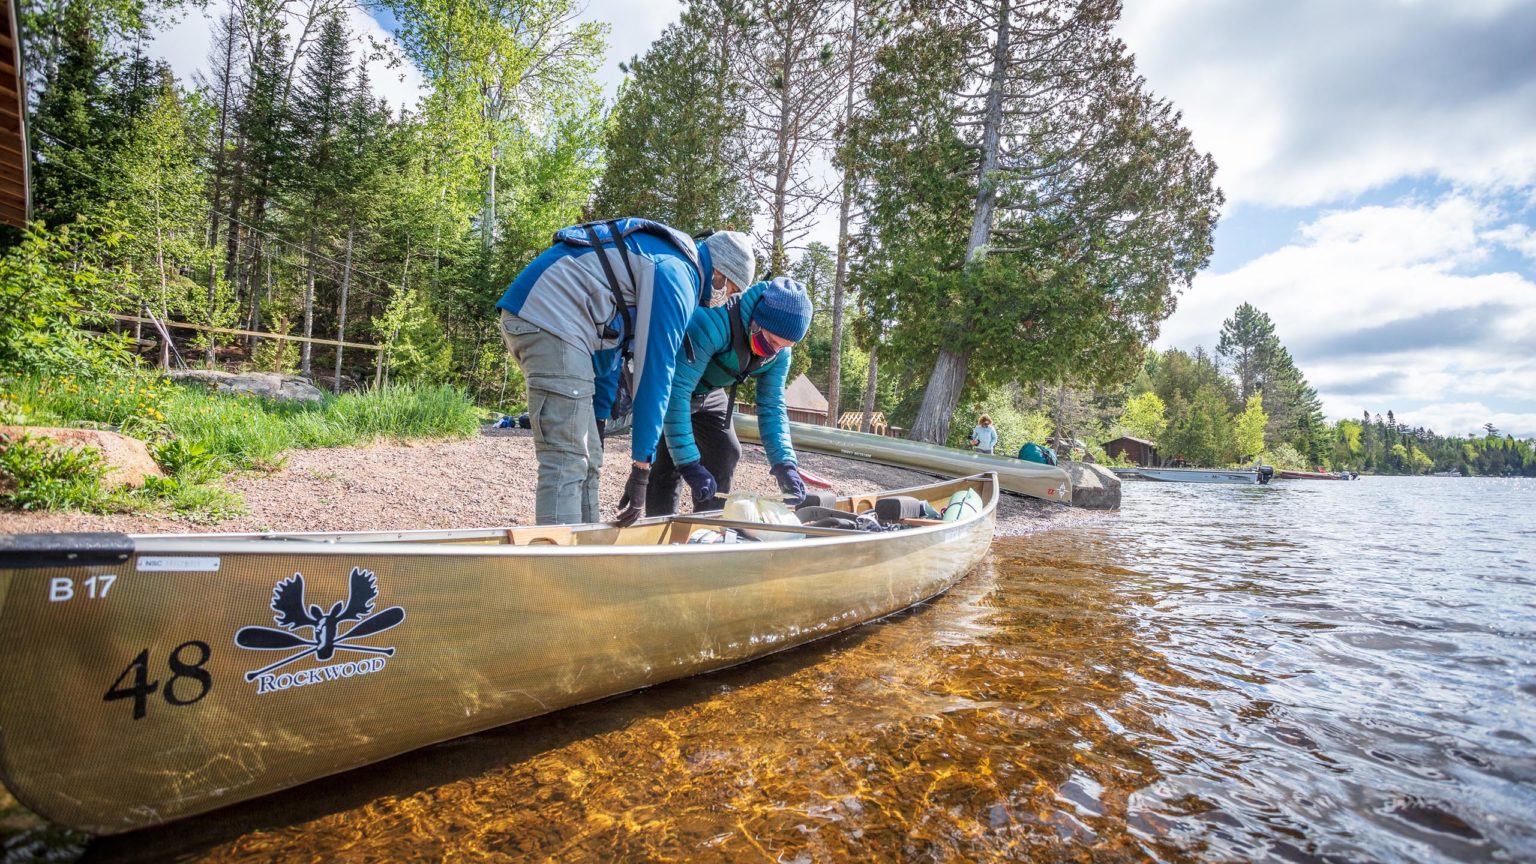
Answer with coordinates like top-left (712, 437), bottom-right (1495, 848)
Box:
top-left (301, 246), bottom-right (315, 376)
top-left (770, 28), bottom-right (794, 275)
top-left (826, 0), bottom-right (861, 426)
top-left (909, 0), bottom-right (1008, 443)
top-left (860, 341), bottom-right (879, 433)
top-left (909, 347), bottom-right (970, 443)
top-left (333, 219), bottom-right (355, 393)
top-left (1054, 380), bottom-right (1067, 448)
top-left (483, 147), bottom-right (497, 248)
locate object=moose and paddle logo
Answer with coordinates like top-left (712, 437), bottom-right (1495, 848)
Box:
top-left (235, 567), bottom-right (405, 695)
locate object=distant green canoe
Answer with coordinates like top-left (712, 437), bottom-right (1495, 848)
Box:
top-left (735, 414), bottom-right (1072, 505)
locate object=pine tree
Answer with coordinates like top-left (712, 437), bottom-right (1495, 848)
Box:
top-left (592, 0), bottom-right (753, 232)
top-left (1216, 302), bottom-right (1279, 401)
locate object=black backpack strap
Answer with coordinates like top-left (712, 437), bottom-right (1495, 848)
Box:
top-left (582, 224), bottom-right (634, 358)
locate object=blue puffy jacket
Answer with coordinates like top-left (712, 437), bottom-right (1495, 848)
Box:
top-left (663, 282), bottom-right (798, 468)
top-left (495, 219), bottom-right (711, 463)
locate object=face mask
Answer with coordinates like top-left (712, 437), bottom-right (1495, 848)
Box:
top-left (750, 331), bottom-right (777, 357)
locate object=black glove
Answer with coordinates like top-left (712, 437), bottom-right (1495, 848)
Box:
top-left (614, 464), bottom-right (650, 527)
top-left (771, 462), bottom-right (806, 506)
top-left (679, 462), bottom-right (718, 508)
top-left (596, 418), bottom-right (607, 441)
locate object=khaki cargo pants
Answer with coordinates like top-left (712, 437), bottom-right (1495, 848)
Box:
top-left (499, 310), bottom-right (602, 525)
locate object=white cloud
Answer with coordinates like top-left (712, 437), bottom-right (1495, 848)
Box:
top-left (1116, 0), bottom-right (1536, 208)
top-left (1156, 192), bottom-right (1536, 430)
top-left (1485, 223), bottom-right (1536, 261)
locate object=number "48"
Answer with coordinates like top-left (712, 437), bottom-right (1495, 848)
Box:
top-left (104, 641), bottom-right (212, 720)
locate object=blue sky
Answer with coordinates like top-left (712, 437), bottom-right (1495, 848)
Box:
top-left (153, 0), bottom-right (1536, 438)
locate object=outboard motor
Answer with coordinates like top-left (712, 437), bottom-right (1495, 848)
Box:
top-left (1257, 465), bottom-right (1274, 485)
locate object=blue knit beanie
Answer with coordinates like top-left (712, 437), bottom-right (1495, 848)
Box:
top-left (752, 276), bottom-right (813, 342)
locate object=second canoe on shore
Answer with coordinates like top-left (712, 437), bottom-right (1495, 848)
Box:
top-left (734, 414), bottom-right (1073, 504)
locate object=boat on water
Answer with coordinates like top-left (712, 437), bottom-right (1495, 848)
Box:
top-left (1111, 466), bottom-right (1274, 484)
top-left (0, 474), bottom-right (998, 834)
top-left (1277, 469), bottom-right (1358, 481)
top-left (734, 413), bottom-right (1072, 504)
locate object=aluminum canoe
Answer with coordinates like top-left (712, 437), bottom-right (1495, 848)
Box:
top-left (0, 474), bottom-right (997, 834)
top-left (1113, 466), bottom-right (1262, 484)
top-left (735, 414), bottom-right (1072, 504)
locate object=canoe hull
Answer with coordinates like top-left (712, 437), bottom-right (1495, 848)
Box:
top-left (0, 478), bottom-right (995, 833)
top-left (1117, 467), bottom-right (1261, 484)
top-left (735, 414), bottom-right (1071, 504)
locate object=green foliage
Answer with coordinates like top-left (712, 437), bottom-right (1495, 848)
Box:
top-left (0, 217), bottom-right (134, 376)
top-left (0, 435), bottom-right (107, 511)
top-left (1233, 394), bottom-right (1268, 459)
top-left (375, 288), bottom-right (453, 385)
top-left (150, 437), bottom-right (226, 484)
top-left (853, 0), bottom-right (1221, 442)
top-left (1262, 443), bottom-right (1307, 472)
top-left (947, 383), bottom-right (1051, 457)
top-left (1118, 392), bottom-right (1168, 443)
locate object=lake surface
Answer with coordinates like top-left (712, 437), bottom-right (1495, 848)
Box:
top-left (25, 476), bottom-right (1536, 861)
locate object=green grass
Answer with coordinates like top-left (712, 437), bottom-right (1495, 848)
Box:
top-left (4, 373), bottom-right (482, 470)
top-left (0, 372), bottom-right (482, 518)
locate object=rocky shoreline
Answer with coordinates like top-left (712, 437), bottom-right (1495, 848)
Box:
top-left (0, 426), bottom-right (1098, 536)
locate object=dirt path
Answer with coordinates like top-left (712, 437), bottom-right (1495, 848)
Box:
top-left (0, 427), bottom-right (1094, 536)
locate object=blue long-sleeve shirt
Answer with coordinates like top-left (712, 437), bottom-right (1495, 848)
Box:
top-left (663, 282), bottom-right (797, 467)
top-left (496, 220), bottom-right (709, 463)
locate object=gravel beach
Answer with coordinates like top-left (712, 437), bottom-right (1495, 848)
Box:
top-left (0, 426), bottom-right (1093, 536)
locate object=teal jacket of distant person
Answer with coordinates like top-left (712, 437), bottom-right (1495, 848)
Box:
top-left (493, 219), bottom-right (711, 463)
top-left (663, 282), bottom-right (798, 468)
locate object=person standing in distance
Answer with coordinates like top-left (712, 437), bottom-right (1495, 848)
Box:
top-left (648, 276), bottom-right (815, 515)
top-left (496, 218), bottom-right (755, 525)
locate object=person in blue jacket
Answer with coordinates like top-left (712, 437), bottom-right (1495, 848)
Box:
top-left (496, 219), bottom-right (755, 526)
top-left (648, 276), bottom-right (814, 516)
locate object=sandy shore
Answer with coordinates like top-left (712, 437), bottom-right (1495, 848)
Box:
top-left (0, 427), bottom-right (1095, 536)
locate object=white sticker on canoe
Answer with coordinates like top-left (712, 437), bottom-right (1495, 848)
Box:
top-left (136, 556), bottom-right (221, 572)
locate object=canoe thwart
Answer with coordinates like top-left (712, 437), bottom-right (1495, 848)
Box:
top-left (670, 515), bottom-right (863, 537)
top-left (0, 532), bottom-right (135, 568)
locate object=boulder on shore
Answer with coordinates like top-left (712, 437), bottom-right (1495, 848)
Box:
top-left (0, 426), bottom-right (165, 489)
top-left (168, 370), bottom-right (326, 403)
top-left (1063, 461), bottom-right (1120, 510)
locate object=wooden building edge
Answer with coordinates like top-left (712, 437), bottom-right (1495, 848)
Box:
top-left (1, 0), bottom-right (31, 230)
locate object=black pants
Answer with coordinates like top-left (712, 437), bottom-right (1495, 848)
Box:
top-left (646, 388), bottom-right (742, 516)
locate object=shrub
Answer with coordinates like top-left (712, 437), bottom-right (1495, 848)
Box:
top-left (0, 216), bottom-right (135, 377)
top-left (0, 435), bottom-right (107, 511)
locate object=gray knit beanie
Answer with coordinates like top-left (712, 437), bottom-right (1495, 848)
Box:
top-left (703, 231), bottom-right (755, 292)
top-left (752, 276), bottom-right (813, 342)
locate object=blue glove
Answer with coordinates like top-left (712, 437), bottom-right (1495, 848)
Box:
top-left (771, 462), bottom-right (806, 506)
top-left (679, 462), bottom-right (718, 508)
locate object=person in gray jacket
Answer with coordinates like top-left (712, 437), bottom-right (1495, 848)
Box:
top-left (495, 219), bottom-right (754, 526)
